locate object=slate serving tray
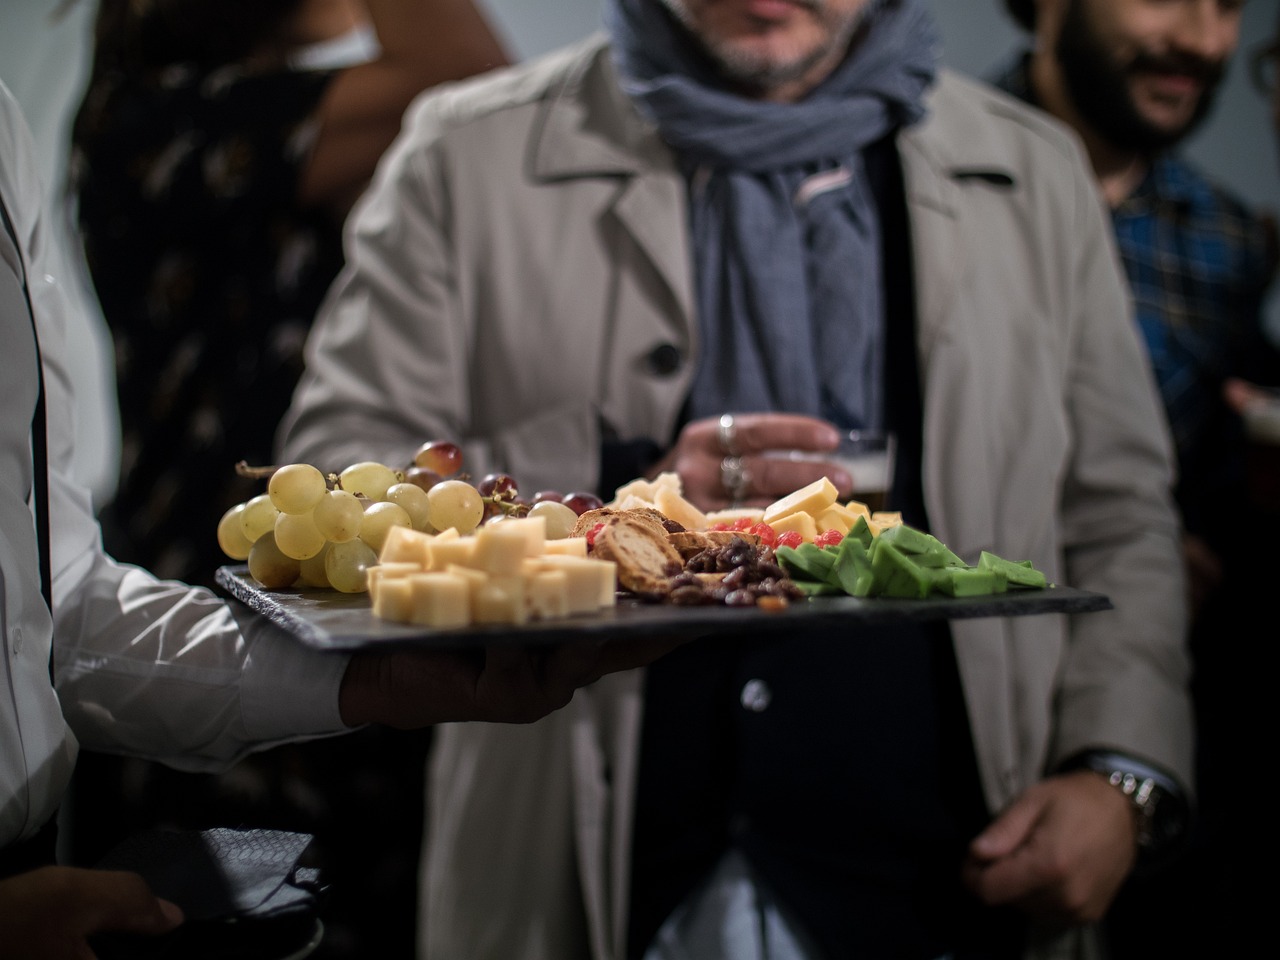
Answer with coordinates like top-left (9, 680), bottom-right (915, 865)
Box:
top-left (216, 566), bottom-right (1112, 652)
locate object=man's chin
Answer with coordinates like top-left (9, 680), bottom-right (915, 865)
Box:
top-left (1130, 103), bottom-right (1203, 147)
top-left (707, 34), bottom-right (825, 88)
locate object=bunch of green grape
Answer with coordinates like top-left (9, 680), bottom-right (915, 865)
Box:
top-left (217, 441), bottom-right (603, 593)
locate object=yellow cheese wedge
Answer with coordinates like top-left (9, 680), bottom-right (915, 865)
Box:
top-left (654, 485), bottom-right (709, 532)
top-left (844, 500), bottom-right (872, 519)
top-left (762, 477), bottom-right (839, 525)
top-left (867, 511), bottom-right (904, 536)
top-left (814, 502), bottom-right (861, 536)
top-left (613, 494), bottom-right (657, 512)
top-left (704, 507), bottom-right (765, 529)
top-left (408, 572), bottom-right (471, 629)
top-left (768, 510), bottom-right (819, 541)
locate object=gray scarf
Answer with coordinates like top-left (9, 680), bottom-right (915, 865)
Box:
top-left (607, 0), bottom-right (938, 430)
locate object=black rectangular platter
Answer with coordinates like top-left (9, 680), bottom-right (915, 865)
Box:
top-left (216, 565), bottom-right (1112, 653)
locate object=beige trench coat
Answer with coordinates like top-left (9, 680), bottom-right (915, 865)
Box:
top-left (279, 35), bottom-right (1192, 960)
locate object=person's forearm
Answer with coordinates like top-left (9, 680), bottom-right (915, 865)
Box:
top-left (367, 0), bottom-right (510, 83)
top-left (300, 0), bottom-right (511, 211)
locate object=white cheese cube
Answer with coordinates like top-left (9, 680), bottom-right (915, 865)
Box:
top-left (407, 572), bottom-right (471, 629)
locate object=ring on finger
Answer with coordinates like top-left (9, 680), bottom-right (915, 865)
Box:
top-left (718, 413), bottom-right (742, 456)
top-left (720, 455), bottom-right (751, 506)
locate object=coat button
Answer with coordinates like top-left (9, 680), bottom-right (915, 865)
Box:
top-left (646, 343), bottom-right (682, 376)
top-left (740, 679), bottom-right (771, 712)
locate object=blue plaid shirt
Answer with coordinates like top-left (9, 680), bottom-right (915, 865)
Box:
top-left (994, 55), bottom-right (1279, 540)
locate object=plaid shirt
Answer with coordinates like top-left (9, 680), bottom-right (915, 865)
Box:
top-left (994, 55), bottom-right (1279, 538)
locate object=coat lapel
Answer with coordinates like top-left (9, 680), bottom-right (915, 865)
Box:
top-left (529, 41), bottom-right (695, 335)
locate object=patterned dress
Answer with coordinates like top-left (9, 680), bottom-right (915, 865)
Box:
top-left (70, 61), bottom-right (428, 960)
top-left (72, 61), bottom-right (345, 588)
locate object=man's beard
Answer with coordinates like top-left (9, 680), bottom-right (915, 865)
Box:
top-left (1056, 0), bottom-right (1224, 153)
top-left (660, 0), bottom-right (870, 93)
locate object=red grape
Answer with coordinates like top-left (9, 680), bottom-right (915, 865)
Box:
top-left (531, 490), bottom-right (563, 504)
top-left (414, 440), bottom-right (463, 477)
top-left (405, 466), bottom-right (443, 493)
top-left (815, 529), bottom-right (844, 549)
top-left (562, 492), bottom-right (604, 516)
top-left (478, 473), bottom-right (518, 500)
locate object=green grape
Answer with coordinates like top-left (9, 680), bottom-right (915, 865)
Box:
top-left (297, 543), bottom-right (332, 589)
top-left (248, 531), bottom-right (301, 589)
top-left (217, 503), bottom-right (254, 560)
top-left (427, 479), bottom-right (484, 535)
top-left (528, 500), bottom-right (579, 540)
top-left (338, 460), bottom-right (399, 501)
top-left (360, 501), bottom-right (412, 555)
top-left (313, 489), bottom-right (364, 542)
top-left (268, 462), bottom-right (328, 514)
top-left (240, 494), bottom-right (280, 544)
top-left (274, 510), bottom-right (326, 560)
top-left (385, 482), bottom-right (433, 531)
top-left (326, 539), bottom-right (378, 593)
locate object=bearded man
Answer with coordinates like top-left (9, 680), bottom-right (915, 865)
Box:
top-left (279, 1), bottom-right (1195, 957)
top-left (996, 3), bottom-right (1279, 954)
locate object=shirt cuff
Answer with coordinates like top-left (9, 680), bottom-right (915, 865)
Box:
top-left (234, 606), bottom-right (351, 741)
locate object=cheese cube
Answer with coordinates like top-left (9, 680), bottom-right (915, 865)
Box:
top-left (543, 536), bottom-right (588, 557)
top-left (408, 572), bottom-right (471, 629)
top-left (367, 562), bottom-right (423, 606)
top-left (762, 477), bottom-right (839, 525)
top-left (371, 575), bottom-right (414, 623)
top-left (472, 516), bottom-right (545, 574)
top-left (531, 555), bottom-right (617, 612)
top-left (471, 576), bottom-right (527, 626)
top-left (427, 537), bottom-right (477, 571)
top-left (525, 569), bottom-right (570, 620)
top-left (378, 526), bottom-right (434, 566)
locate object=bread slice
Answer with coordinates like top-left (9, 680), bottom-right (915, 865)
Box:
top-left (590, 515), bottom-right (684, 596)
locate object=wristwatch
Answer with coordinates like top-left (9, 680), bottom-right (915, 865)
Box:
top-left (1077, 755), bottom-right (1189, 867)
